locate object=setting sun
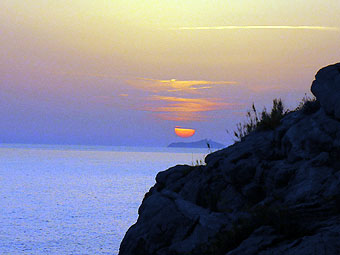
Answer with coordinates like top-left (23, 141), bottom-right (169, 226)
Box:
top-left (174, 127), bottom-right (196, 138)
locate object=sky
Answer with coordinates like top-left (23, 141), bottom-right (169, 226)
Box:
top-left (1, 0), bottom-right (340, 147)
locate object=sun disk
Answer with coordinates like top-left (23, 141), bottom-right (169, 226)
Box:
top-left (174, 127), bottom-right (196, 138)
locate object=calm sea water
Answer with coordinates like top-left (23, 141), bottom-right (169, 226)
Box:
top-left (0, 144), bottom-right (207, 255)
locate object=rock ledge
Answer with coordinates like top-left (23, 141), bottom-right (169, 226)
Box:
top-left (120, 63), bottom-right (340, 255)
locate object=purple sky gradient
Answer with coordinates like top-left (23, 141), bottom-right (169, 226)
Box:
top-left (1, 1), bottom-right (340, 146)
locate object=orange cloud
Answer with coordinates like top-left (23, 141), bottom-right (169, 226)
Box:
top-left (147, 96), bottom-right (229, 112)
top-left (143, 96), bottom-right (241, 121)
top-left (126, 78), bottom-right (237, 94)
top-left (83, 76), bottom-right (241, 122)
top-left (152, 112), bottom-right (203, 122)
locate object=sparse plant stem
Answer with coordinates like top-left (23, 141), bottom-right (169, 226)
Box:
top-left (230, 98), bottom-right (288, 141)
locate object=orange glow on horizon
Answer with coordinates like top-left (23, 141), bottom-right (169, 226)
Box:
top-left (175, 127), bottom-right (196, 138)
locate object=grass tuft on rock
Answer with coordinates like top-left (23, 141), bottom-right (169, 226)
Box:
top-left (231, 95), bottom-right (320, 142)
top-left (295, 94), bottom-right (320, 114)
top-left (232, 99), bottom-right (288, 141)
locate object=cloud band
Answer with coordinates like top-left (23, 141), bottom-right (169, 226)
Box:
top-left (169, 25), bottom-right (339, 31)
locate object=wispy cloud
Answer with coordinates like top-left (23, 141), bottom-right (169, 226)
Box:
top-left (127, 78), bottom-right (237, 94)
top-left (143, 96), bottom-right (241, 121)
top-left (169, 25), bottom-right (340, 31)
top-left (51, 71), bottom-right (124, 80)
top-left (78, 74), bottom-right (240, 122)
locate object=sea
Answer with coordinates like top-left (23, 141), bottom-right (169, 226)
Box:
top-left (0, 144), bottom-right (209, 255)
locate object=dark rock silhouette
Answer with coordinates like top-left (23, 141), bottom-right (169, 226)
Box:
top-left (311, 62), bottom-right (340, 118)
top-left (119, 63), bottom-right (340, 255)
top-left (168, 139), bottom-right (225, 148)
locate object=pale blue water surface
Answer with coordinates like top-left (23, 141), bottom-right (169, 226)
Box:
top-left (0, 144), bottom-right (208, 254)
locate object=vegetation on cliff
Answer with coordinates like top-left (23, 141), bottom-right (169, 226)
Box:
top-left (232, 95), bottom-right (319, 141)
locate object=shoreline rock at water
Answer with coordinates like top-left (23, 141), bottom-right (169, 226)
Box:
top-left (119, 63), bottom-right (340, 255)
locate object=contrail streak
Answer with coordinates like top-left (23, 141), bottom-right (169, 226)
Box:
top-left (169, 25), bottom-right (339, 31)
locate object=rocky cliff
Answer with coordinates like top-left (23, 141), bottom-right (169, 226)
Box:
top-left (119, 63), bottom-right (340, 255)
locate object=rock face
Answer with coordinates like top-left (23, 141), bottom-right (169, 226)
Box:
top-left (311, 62), bottom-right (340, 119)
top-left (119, 63), bottom-right (340, 255)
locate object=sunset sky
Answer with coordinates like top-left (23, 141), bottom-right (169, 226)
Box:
top-left (1, 0), bottom-right (340, 146)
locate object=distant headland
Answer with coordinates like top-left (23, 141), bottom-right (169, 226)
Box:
top-left (167, 139), bottom-right (224, 148)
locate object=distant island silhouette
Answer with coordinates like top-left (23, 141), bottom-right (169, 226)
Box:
top-left (168, 139), bottom-right (225, 148)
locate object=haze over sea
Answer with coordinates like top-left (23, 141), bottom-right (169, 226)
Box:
top-left (0, 144), bottom-right (207, 254)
